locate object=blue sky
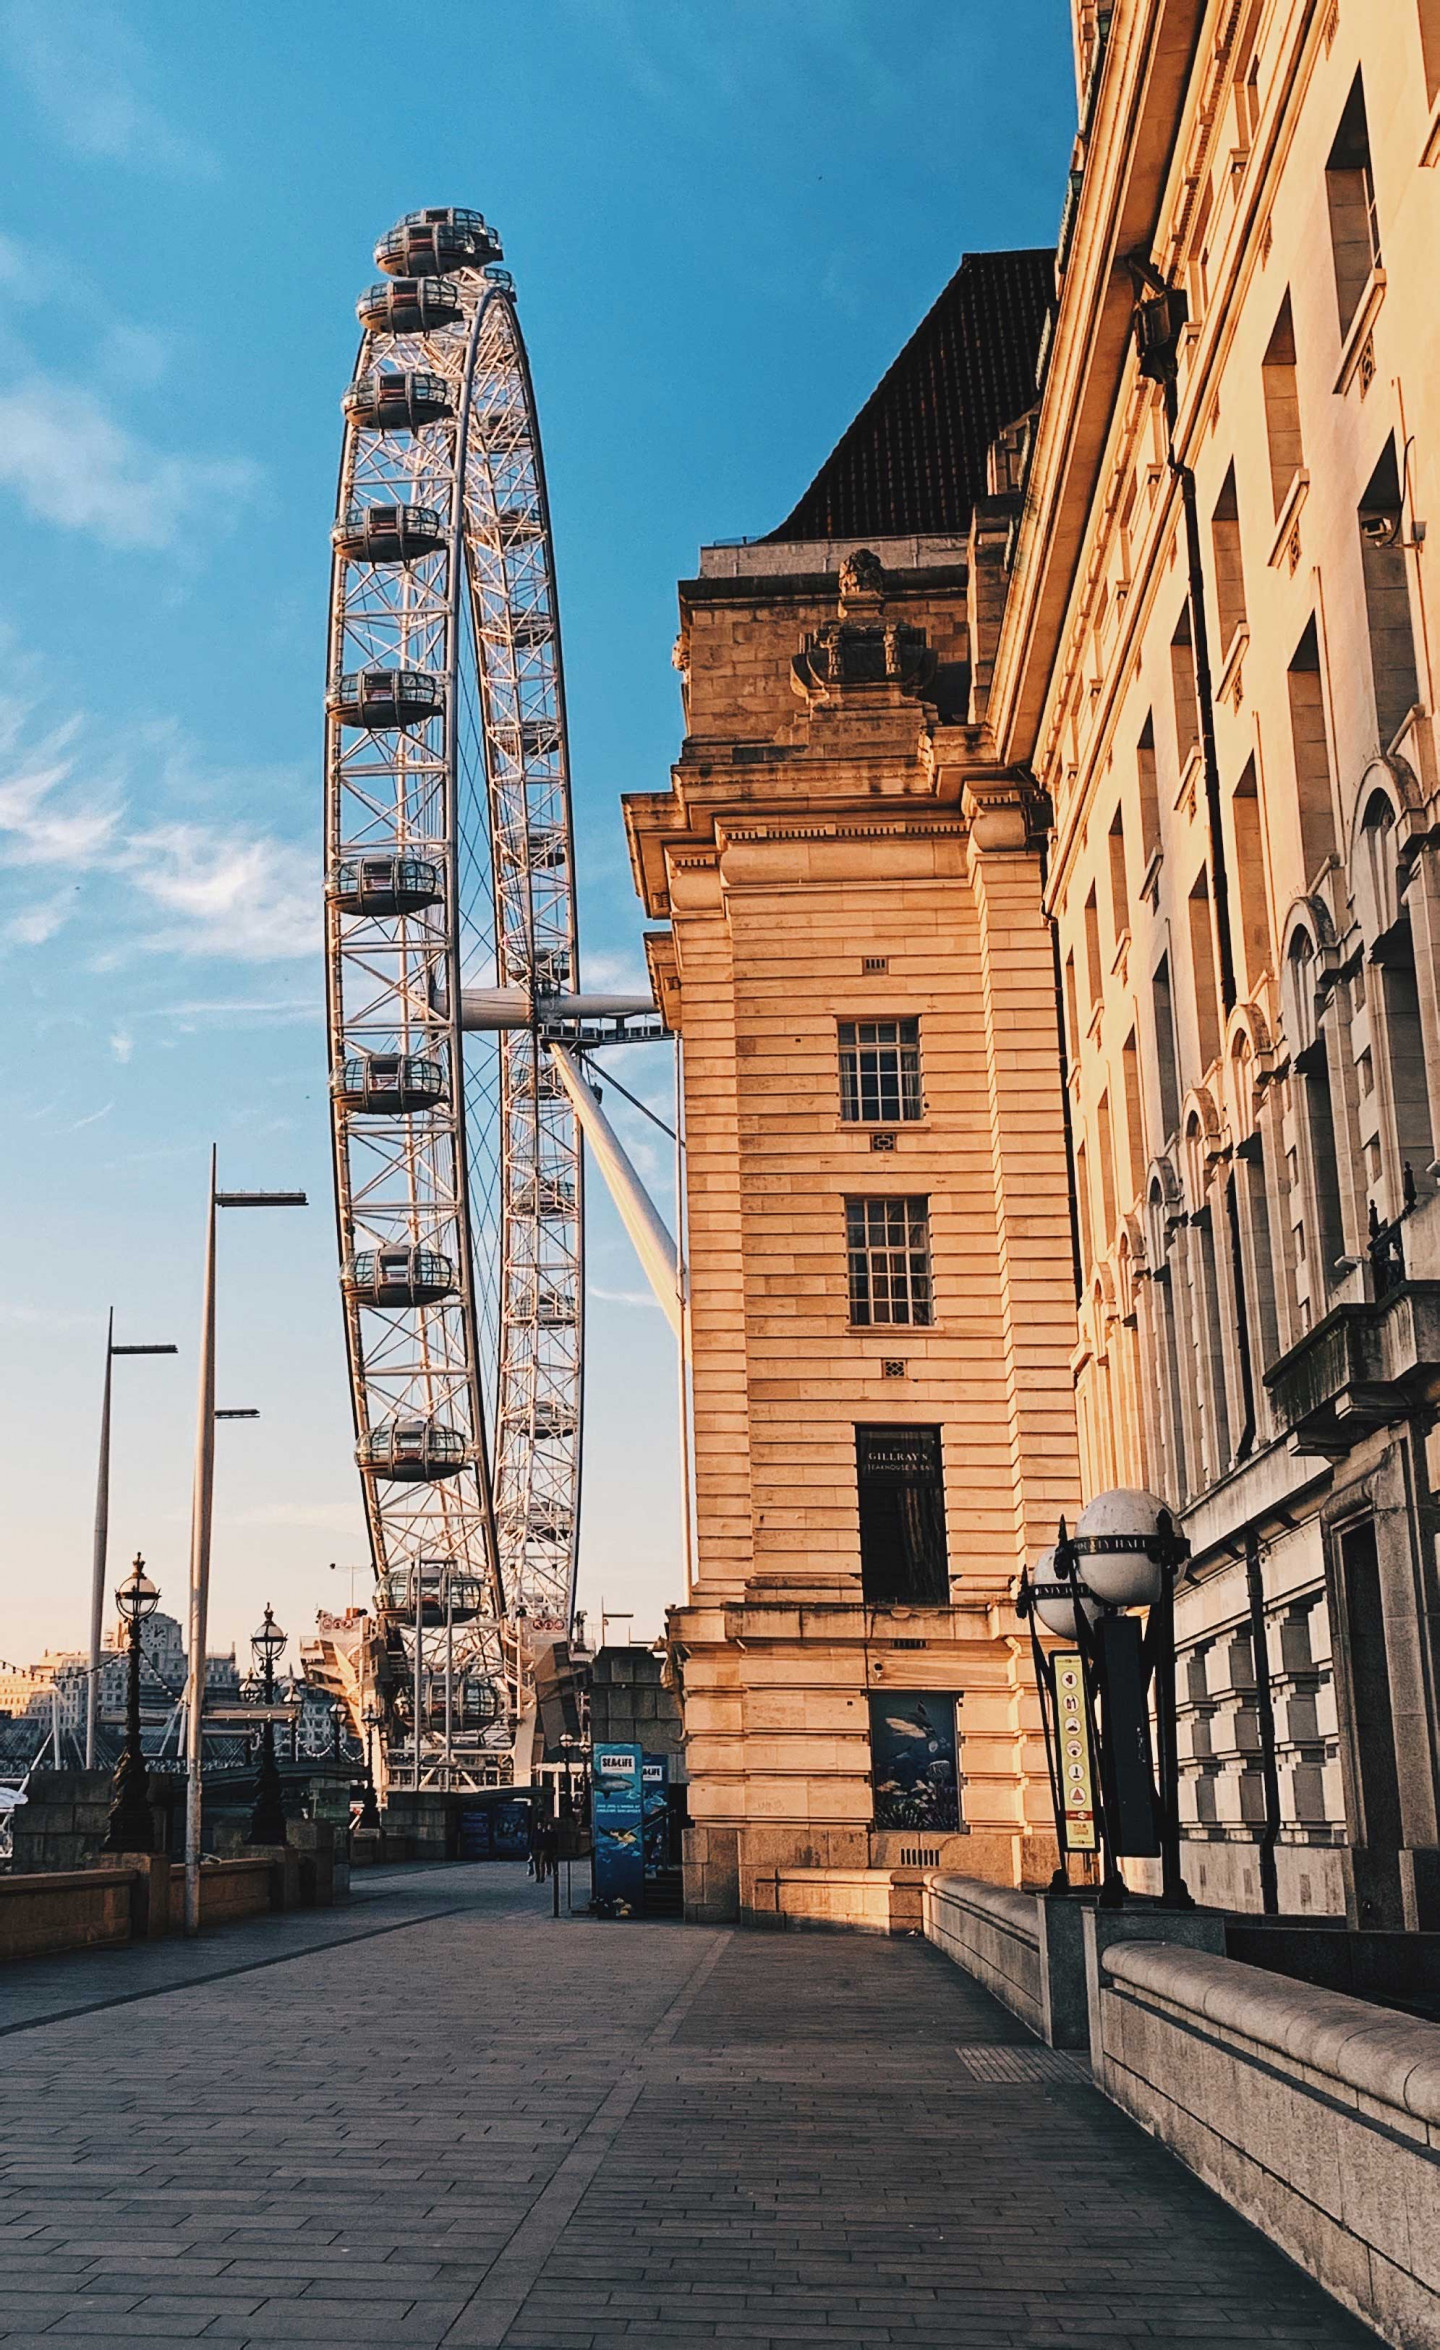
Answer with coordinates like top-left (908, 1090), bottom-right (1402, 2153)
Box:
top-left (0, 0), bottom-right (1077, 1671)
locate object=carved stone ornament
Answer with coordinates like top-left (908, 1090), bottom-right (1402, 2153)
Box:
top-left (792, 618), bottom-right (937, 699)
top-left (838, 546), bottom-right (885, 598)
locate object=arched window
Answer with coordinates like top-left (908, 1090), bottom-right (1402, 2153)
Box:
top-left (1359, 791), bottom-right (1400, 938)
top-left (1355, 788), bottom-right (1433, 1223)
top-left (1284, 925), bottom-right (1346, 1326)
top-left (1230, 1035), bottom-right (1281, 1379)
top-left (1142, 1173), bottom-right (1189, 1504)
top-left (1183, 1111), bottom-right (1232, 1482)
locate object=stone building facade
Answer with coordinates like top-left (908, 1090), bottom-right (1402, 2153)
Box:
top-left (990, 0), bottom-right (1440, 1925)
top-left (625, 257), bottom-right (1082, 1924)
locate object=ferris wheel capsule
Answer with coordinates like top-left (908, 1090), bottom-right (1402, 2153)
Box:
top-left (332, 1052), bottom-right (446, 1116)
top-left (332, 504), bottom-right (445, 564)
top-left (357, 277), bottom-right (464, 336)
top-left (343, 1246), bottom-right (455, 1308)
top-left (342, 370), bottom-right (452, 431)
top-left (375, 207), bottom-right (503, 277)
top-left (327, 669), bottom-right (445, 729)
top-left (327, 853), bottom-right (444, 917)
top-left (358, 1419), bottom-right (467, 1483)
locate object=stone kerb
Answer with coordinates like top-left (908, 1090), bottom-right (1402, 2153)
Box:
top-left (1090, 1936), bottom-right (1440, 2349)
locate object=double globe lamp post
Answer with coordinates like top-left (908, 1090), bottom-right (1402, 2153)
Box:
top-left (1016, 1486), bottom-right (1192, 1910)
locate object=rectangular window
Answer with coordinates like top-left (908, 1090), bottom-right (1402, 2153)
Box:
top-left (1152, 953), bottom-right (1182, 1140)
top-left (1189, 871), bottom-right (1222, 1070)
top-left (1423, 0), bottom-right (1440, 106)
top-left (1261, 293), bottom-right (1302, 516)
top-left (846, 1197), bottom-right (933, 1327)
top-left (1359, 439), bottom-right (1421, 748)
top-left (1097, 1090), bottom-right (1118, 1236)
top-left (1325, 72), bottom-right (1379, 336)
top-left (838, 1018), bottom-right (922, 1124)
top-left (1232, 758), bottom-right (1272, 989)
top-left (1137, 712), bottom-right (1160, 866)
top-left (1122, 1029), bottom-right (1147, 1195)
top-left (855, 1427), bottom-right (948, 1608)
top-left (1171, 610), bottom-right (1199, 766)
top-left (1074, 1142), bottom-right (1093, 1278)
top-left (1108, 809), bottom-right (1128, 946)
top-left (1064, 952), bottom-right (1080, 1063)
top-left (868, 1689), bottom-right (960, 1827)
top-left (1210, 464), bottom-right (1247, 650)
top-left (1084, 886), bottom-right (1104, 1006)
top-left (1288, 619), bottom-right (1337, 878)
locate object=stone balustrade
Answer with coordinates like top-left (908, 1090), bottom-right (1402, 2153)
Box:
top-left (0, 1827), bottom-right (349, 1967)
top-left (1092, 1937), bottom-right (1440, 2350)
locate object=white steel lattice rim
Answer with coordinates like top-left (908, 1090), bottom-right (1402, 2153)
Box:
top-left (324, 209), bottom-right (583, 1785)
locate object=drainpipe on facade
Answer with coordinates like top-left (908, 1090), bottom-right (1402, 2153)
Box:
top-left (1130, 265), bottom-right (1238, 1015)
top-left (1244, 1524), bottom-right (1283, 1916)
top-left (1039, 817), bottom-right (1085, 1307)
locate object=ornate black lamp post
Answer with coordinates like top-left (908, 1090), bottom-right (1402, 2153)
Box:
top-left (246, 1602), bottom-right (288, 1848)
top-left (358, 1699), bottom-right (382, 1831)
top-left (103, 1554), bottom-right (160, 1853)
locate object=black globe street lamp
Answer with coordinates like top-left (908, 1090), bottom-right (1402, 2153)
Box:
top-left (103, 1554), bottom-right (160, 1854)
top-left (1018, 1488), bottom-right (1193, 1910)
top-left (246, 1602), bottom-right (288, 1848)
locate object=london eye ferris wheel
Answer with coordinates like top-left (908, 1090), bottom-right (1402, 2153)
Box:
top-left (324, 208), bottom-right (659, 1787)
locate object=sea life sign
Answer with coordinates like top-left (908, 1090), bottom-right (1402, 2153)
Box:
top-left (592, 1743), bottom-right (645, 1911)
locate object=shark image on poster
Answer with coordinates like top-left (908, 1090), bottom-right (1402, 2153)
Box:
top-left (868, 1693), bottom-right (961, 1830)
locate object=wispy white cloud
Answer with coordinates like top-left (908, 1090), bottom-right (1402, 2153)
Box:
top-left (143, 998), bottom-right (319, 1024)
top-left (5, 889), bottom-right (71, 944)
top-left (119, 822), bottom-right (314, 962)
top-left (0, 1), bottom-right (218, 178)
top-left (109, 1029), bottom-right (132, 1063)
top-left (592, 1285), bottom-right (664, 1311)
top-left (0, 672), bottom-right (313, 964)
top-left (0, 374), bottom-right (258, 551)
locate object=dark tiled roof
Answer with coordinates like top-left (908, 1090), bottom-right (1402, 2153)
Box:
top-left (764, 248), bottom-right (1054, 542)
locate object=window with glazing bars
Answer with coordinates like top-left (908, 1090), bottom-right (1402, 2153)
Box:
top-left (838, 1018), bottom-right (921, 1122)
top-left (846, 1197), bottom-right (933, 1325)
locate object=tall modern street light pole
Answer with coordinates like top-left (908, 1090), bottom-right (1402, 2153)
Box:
top-left (88, 1316), bottom-right (177, 1767)
top-left (183, 1148), bottom-right (306, 1938)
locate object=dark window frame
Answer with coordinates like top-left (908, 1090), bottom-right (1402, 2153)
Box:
top-left (855, 1424), bottom-right (949, 1606)
top-left (846, 1195), bottom-right (934, 1327)
top-left (838, 1017), bottom-right (923, 1124)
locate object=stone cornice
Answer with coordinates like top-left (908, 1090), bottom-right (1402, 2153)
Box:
top-left (989, 0), bottom-right (1207, 768)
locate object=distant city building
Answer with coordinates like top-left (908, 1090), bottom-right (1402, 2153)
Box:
top-left (0, 1611), bottom-right (239, 1742)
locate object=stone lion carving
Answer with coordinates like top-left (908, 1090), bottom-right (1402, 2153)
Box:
top-left (838, 547), bottom-right (885, 597)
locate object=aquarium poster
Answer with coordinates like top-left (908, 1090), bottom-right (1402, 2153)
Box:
top-left (592, 1743), bottom-right (645, 1910)
top-left (868, 1693), bottom-right (961, 1831)
top-left (641, 1753), bottom-right (670, 1879)
top-left (492, 1798), bottom-right (531, 1859)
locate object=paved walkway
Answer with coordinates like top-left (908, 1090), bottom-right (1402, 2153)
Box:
top-left (0, 1864), bottom-right (1377, 2347)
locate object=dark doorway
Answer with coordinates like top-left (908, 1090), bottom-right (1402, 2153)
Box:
top-left (1339, 1518), bottom-right (1403, 1859)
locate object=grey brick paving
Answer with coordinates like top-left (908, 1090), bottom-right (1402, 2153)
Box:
top-left (0, 1862), bottom-right (1379, 2346)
